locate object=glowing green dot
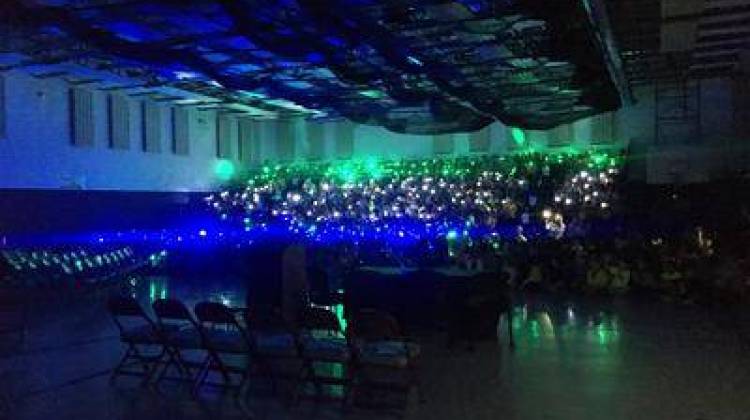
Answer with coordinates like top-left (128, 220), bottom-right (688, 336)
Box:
top-left (359, 89), bottom-right (385, 99)
top-left (511, 127), bottom-right (526, 146)
top-left (215, 160), bottom-right (236, 181)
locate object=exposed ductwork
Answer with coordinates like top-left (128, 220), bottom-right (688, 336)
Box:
top-left (1, 0), bottom-right (625, 134)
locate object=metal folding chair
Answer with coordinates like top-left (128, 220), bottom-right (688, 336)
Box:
top-left (244, 305), bottom-right (303, 400)
top-left (0, 291), bottom-right (27, 351)
top-left (107, 295), bottom-right (163, 384)
top-left (298, 306), bottom-right (352, 404)
top-left (349, 309), bottom-right (422, 408)
top-left (193, 301), bottom-right (252, 396)
top-left (151, 299), bottom-right (203, 383)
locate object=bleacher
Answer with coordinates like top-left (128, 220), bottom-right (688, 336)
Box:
top-left (0, 245), bottom-right (150, 351)
top-left (1, 246), bottom-right (145, 289)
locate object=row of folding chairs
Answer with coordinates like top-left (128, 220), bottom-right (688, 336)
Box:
top-left (107, 295), bottom-right (421, 407)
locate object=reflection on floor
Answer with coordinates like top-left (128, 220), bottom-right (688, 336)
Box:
top-left (2, 275), bottom-right (750, 420)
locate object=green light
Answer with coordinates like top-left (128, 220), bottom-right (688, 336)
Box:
top-left (509, 71), bottom-right (537, 84)
top-left (511, 314), bottom-right (523, 331)
top-left (337, 162), bottom-right (356, 183)
top-left (562, 145), bottom-right (579, 156)
top-left (529, 319), bottom-right (541, 340)
top-left (446, 230), bottom-right (459, 240)
top-left (591, 153), bottom-right (608, 167)
top-left (215, 159), bottom-right (236, 181)
top-left (511, 127), bottom-right (526, 146)
top-left (359, 89), bottom-right (385, 99)
top-left (597, 324), bottom-right (613, 345)
top-left (335, 303), bottom-right (347, 332)
top-left (595, 317), bottom-right (619, 346)
top-left (364, 157), bottom-right (384, 179)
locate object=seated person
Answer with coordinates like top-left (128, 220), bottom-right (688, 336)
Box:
top-left (520, 262), bottom-right (544, 291)
top-left (608, 260), bottom-right (631, 294)
top-left (631, 259), bottom-right (659, 293)
top-left (545, 258), bottom-right (566, 292)
top-left (501, 262), bottom-right (520, 288)
top-left (586, 260), bottom-right (610, 292)
top-left (659, 260), bottom-right (685, 298)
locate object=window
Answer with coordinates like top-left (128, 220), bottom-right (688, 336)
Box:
top-left (107, 94), bottom-right (130, 150)
top-left (236, 118), bottom-right (242, 161)
top-left (469, 126), bottom-right (490, 153)
top-left (307, 122), bottom-right (326, 161)
top-left (548, 124), bottom-right (572, 147)
top-left (276, 119), bottom-right (296, 161)
top-left (335, 120), bottom-right (354, 159)
top-left (70, 88), bottom-right (95, 147)
top-left (433, 133), bottom-right (454, 155)
top-left (141, 100), bottom-right (162, 153)
top-left (591, 112), bottom-right (615, 145)
top-left (171, 106), bottom-right (189, 155)
top-left (238, 118), bottom-right (261, 164)
top-left (216, 114), bottom-right (233, 159)
top-left (0, 75), bottom-right (5, 140)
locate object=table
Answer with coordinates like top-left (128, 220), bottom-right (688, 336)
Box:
top-left (346, 266), bottom-right (513, 346)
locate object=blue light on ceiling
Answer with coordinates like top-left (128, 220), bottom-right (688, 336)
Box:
top-left (324, 36), bottom-right (347, 48)
top-left (457, 0), bottom-right (485, 13)
top-left (277, 60), bottom-right (303, 68)
top-left (202, 52), bottom-right (233, 63)
top-left (406, 55), bottom-right (423, 66)
top-left (275, 27), bottom-right (295, 36)
top-left (173, 71), bottom-right (201, 80)
top-left (223, 36), bottom-right (256, 50)
top-left (103, 21), bottom-right (165, 42)
top-left (40, 25), bottom-right (66, 36)
top-left (249, 50), bottom-right (276, 59)
top-left (224, 63), bottom-right (263, 74)
top-left (132, 3), bottom-right (231, 33)
top-left (306, 52), bottom-right (325, 64)
top-left (340, 0), bottom-right (376, 6)
top-left (284, 81), bottom-right (315, 90)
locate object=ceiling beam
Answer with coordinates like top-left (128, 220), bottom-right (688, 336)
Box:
top-left (583, 0), bottom-right (633, 104)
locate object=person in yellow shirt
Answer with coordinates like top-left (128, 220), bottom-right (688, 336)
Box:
top-left (586, 259), bottom-right (610, 293)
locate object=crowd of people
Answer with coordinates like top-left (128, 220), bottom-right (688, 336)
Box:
top-left (6, 152), bottom-right (749, 308)
top-left (206, 151), bottom-right (622, 243)
top-left (299, 196), bottom-right (750, 306)
top-left (498, 232), bottom-right (713, 301)
top-left (203, 152), bottom-right (750, 306)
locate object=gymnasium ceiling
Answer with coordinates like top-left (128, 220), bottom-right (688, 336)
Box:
top-left (0, 0), bottom-right (628, 134)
